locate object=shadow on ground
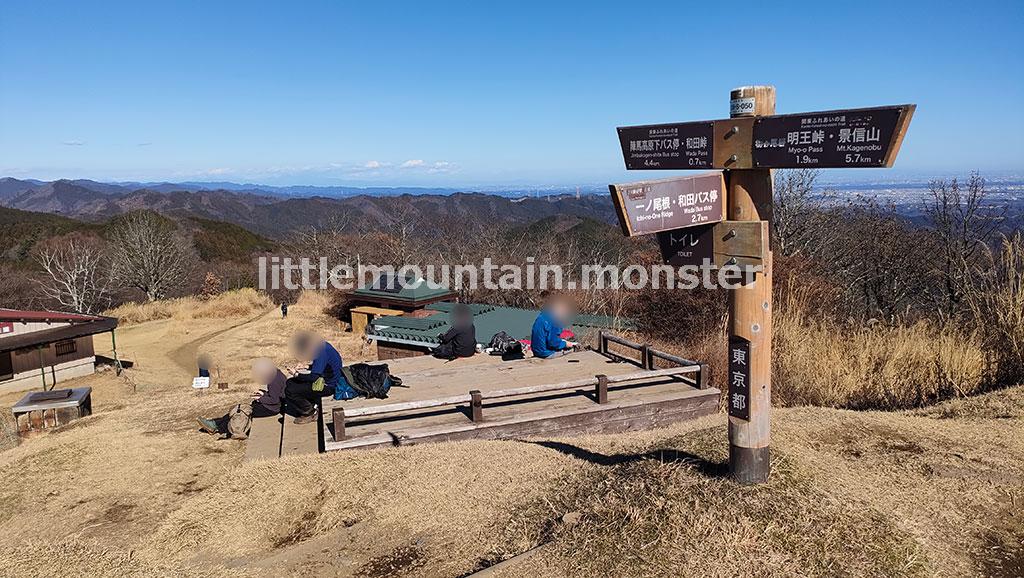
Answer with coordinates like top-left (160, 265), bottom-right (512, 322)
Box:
top-left (525, 440), bottom-right (729, 478)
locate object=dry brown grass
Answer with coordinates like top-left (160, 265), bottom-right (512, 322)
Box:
top-left (2, 289), bottom-right (1022, 577)
top-left (502, 426), bottom-right (926, 578)
top-left (105, 288), bottom-right (274, 325)
top-left (495, 394), bottom-right (1024, 578)
top-left (967, 233), bottom-right (1024, 385)
top-left (772, 285), bottom-right (989, 409)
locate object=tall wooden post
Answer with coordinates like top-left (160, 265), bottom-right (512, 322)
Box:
top-left (727, 85), bottom-right (774, 484)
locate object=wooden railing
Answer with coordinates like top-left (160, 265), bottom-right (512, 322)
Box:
top-left (597, 331), bottom-right (708, 389)
top-left (331, 332), bottom-right (708, 442)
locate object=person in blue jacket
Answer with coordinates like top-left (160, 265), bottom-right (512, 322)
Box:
top-left (531, 292), bottom-right (578, 359)
top-left (284, 331), bottom-right (357, 424)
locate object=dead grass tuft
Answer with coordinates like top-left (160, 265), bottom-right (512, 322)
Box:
top-left (105, 288), bottom-right (274, 325)
top-left (0, 411), bottom-right (19, 453)
top-left (773, 284), bottom-right (989, 409)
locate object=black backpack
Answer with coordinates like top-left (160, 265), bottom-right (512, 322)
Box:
top-left (488, 331), bottom-right (525, 361)
top-left (342, 363), bottom-right (402, 399)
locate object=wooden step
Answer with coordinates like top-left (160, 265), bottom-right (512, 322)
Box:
top-left (280, 408), bottom-right (321, 457)
top-left (243, 414), bottom-right (285, 461)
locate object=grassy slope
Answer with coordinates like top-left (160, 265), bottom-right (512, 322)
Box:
top-left (0, 291), bottom-right (1020, 577)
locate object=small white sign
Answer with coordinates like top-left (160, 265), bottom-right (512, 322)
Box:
top-left (730, 97), bottom-right (756, 116)
top-left (192, 377), bottom-right (211, 389)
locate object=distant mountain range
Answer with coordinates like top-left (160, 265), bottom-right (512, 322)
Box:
top-left (3, 175), bottom-right (1020, 240)
top-left (0, 178), bottom-right (618, 239)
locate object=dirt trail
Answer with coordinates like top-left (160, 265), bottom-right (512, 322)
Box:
top-left (167, 309), bottom-right (275, 375)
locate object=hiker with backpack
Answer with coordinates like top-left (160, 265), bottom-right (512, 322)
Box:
top-left (284, 331), bottom-right (357, 424)
top-left (196, 358), bottom-right (287, 438)
top-left (432, 303), bottom-right (477, 360)
top-left (530, 292), bottom-right (579, 359)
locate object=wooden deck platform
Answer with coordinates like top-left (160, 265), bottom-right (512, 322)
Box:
top-left (321, 347), bottom-right (720, 452)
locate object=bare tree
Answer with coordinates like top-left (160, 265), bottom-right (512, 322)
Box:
top-left (924, 172), bottom-right (1005, 319)
top-left (816, 197), bottom-right (936, 321)
top-left (772, 168), bottom-right (834, 257)
top-left (35, 236), bottom-right (112, 314)
top-left (108, 211), bottom-right (194, 301)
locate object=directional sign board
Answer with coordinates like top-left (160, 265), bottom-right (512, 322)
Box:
top-left (752, 105), bottom-right (914, 168)
top-left (658, 221), bottom-right (767, 268)
top-left (657, 223), bottom-right (715, 266)
top-left (617, 121), bottom-right (715, 170)
top-left (616, 104), bottom-right (914, 170)
top-left (609, 172), bottom-right (725, 237)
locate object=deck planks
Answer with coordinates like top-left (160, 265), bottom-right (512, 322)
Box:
top-left (322, 350), bottom-right (720, 451)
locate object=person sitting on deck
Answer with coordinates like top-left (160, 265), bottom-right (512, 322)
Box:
top-left (531, 292), bottom-right (578, 359)
top-left (284, 331), bottom-right (357, 424)
top-left (196, 358), bottom-right (286, 435)
top-left (432, 303), bottom-right (477, 360)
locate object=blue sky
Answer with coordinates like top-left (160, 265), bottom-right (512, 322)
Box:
top-left (1, 0), bottom-right (1022, 187)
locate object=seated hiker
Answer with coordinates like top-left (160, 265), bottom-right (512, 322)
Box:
top-left (530, 292), bottom-right (579, 359)
top-left (284, 331), bottom-right (357, 424)
top-left (196, 358), bottom-right (286, 436)
top-left (433, 303), bottom-right (477, 360)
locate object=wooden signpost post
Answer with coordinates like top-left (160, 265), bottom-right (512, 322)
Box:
top-left (610, 86), bottom-right (914, 484)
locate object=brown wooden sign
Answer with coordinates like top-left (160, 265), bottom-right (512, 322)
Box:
top-left (658, 220), bottom-right (767, 268)
top-left (616, 105), bottom-right (914, 171)
top-left (609, 172), bottom-right (725, 237)
top-left (751, 105), bottom-right (914, 168)
top-left (616, 121), bottom-right (714, 170)
top-left (613, 86), bottom-right (916, 485)
top-left (657, 223), bottom-right (715, 266)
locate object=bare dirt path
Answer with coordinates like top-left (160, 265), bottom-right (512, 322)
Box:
top-left (167, 309), bottom-right (276, 375)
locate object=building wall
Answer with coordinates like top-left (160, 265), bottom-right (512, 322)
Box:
top-left (376, 341), bottom-right (430, 360)
top-left (1, 355), bottom-right (96, 392)
top-left (9, 334), bottom-right (94, 374)
top-left (1, 334), bottom-right (97, 392)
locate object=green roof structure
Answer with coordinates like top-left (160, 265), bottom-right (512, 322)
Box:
top-left (367, 301), bottom-right (634, 346)
top-left (351, 273), bottom-right (455, 308)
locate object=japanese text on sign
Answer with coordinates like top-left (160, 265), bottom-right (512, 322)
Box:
top-left (752, 106), bottom-right (908, 168)
top-left (609, 172), bottom-right (725, 236)
top-left (728, 336), bottom-right (751, 420)
top-left (617, 121), bottom-right (714, 170)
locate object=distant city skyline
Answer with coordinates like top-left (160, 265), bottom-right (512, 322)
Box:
top-left (2, 1), bottom-right (1022, 186)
